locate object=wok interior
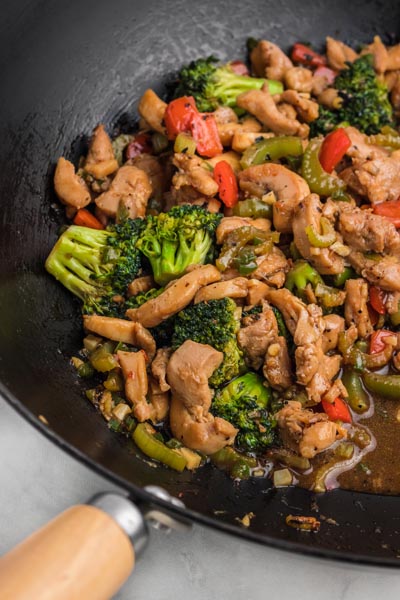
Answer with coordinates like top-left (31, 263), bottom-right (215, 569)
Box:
top-left (1, 0), bottom-right (400, 563)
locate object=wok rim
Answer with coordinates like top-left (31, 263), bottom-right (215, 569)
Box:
top-left (2, 377), bottom-right (400, 569)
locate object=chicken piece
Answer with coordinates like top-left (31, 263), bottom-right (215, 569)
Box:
top-left (147, 376), bottom-right (169, 422)
top-left (284, 67), bottom-right (313, 93)
top-left (276, 401), bottom-right (346, 459)
top-left (129, 154), bottom-right (169, 201)
top-left (213, 106), bottom-right (239, 124)
top-left (216, 216), bottom-right (271, 244)
top-left (276, 102), bottom-right (297, 120)
top-left (206, 151), bottom-right (241, 174)
top-left (167, 341), bottom-right (237, 454)
top-left (390, 74), bottom-right (400, 115)
top-left (151, 347), bottom-right (172, 392)
top-left (339, 208), bottom-right (400, 256)
top-left (54, 157), bottom-right (91, 209)
top-left (238, 303), bottom-right (278, 370)
top-left (305, 353), bottom-right (342, 404)
top-left (278, 90), bottom-right (319, 123)
top-left (322, 314), bottom-right (345, 352)
top-left (250, 40), bottom-right (293, 81)
top-left (317, 88), bottom-right (341, 110)
top-left (232, 131), bottom-right (274, 153)
top-left (237, 87), bottom-right (309, 137)
top-left (326, 36), bottom-right (358, 71)
top-left (95, 165), bottom-right (152, 218)
top-left (264, 288), bottom-right (315, 339)
top-left (344, 126), bottom-right (389, 162)
top-left (126, 264), bottom-right (221, 327)
top-left (118, 350), bottom-right (148, 421)
top-left (138, 89), bottom-right (167, 134)
top-left (386, 291), bottom-right (400, 315)
top-left (83, 315), bottom-right (156, 360)
top-left (360, 35), bottom-right (388, 74)
top-left (344, 279), bottom-right (373, 339)
top-left (216, 114), bottom-right (262, 147)
top-left (347, 153), bottom-right (400, 204)
top-left (263, 337), bottom-right (293, 390)
top-left (127, 275), bottom-right (155, 298)
top-left (194, 277), bottom-right (248, 304)
top-left (172, 153), bottom-right (219, 197)
top-left (251, 246), bottom-right (289, 288)
top-left (85, 124), bottom-right (118, 179)
top-left (349, 251), bottom-right (400, 293)
top-left (386, 44), bottom-right (400, 71)
top-left (246, 279), bottom-right (270, 306)
top-left (312, 72), bottom-right (332, 96)
top-left (238, 163), bottom-right (310, 233)
top-left (292, 194), bottom-right (345, 275)
top-left (295, 344), bottom-right (320, 385)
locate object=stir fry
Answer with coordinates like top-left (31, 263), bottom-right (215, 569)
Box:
top-left (46, 35), bottom-right (400, 493)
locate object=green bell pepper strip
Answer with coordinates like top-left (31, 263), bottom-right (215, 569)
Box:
top-left (305, 216), bottom-right (336, 248)
top-left (232, 197), bottom-right (272, 219)
top-left (342, 342), bottom-right (394, 371)
top-left (132, 423), bottom-right (187, 472)
top-left (301, 138), bottom-right (347, 198)
top-left (341, 367), bottom-right (370, 414)
top-left (210, 446), bottom-right (257, 480)
top-left (332, 267), bottom-right (356, 288)
top-left (363, 372), bottom-right (400, 399)
top-left (216, 226), bottom-right (275, 272)
top-left (314, 282), bottom-right (345, 308)
top-left (285, 260), bottom-right (323, 292)
top-left (368, 125), bottom-right (400, 149)
top-left (240, 135), bottom-right (304, 169)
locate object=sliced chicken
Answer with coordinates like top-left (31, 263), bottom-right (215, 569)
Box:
top-left (360, 35), bottom-right (388, 74)
top-left (263, 336), bottom-right (293, 390)
top-left (246, 279), bottom-right (270, 306)
top-left (326, 36), bottom-right (358, 71)
top-left (95, 165), bottom-right (152, 218)
top-left (344, 126), bottom-right (389, 162)
top-left (276, 400), bottom-right (347, 459)
top-left (237, 87), bottom-right (309, 137)
top-left (54, 157), bottom-right (91, 209)
top-left (194, 278), bottom-right (249, 304)
top-left (232, 131), bottom-right (274, 153)
top-left (342, 153), bottom-right (400, 204)
top-left (129, 154), bottom-right (170, 201)
top-left (339, 208), bottom-right (400, 256)
top-left (238, 303), bottom-right (278, 370)
top-left (85, 124), bottom-right (118, 179)
top-left (118, 350), bottom-right (148, 421)
top-left (167, 341), bottom-right (237, 454)
top-left (250, 40), bottom-right (293, 81)
top-left (322, 314), bottom-right (345, 352)
top-left (83, 315), bottom-right (156, 360)
top-left (251, 246), bottom-right (289, 288)
top-left (344, 279), bottom-right (373, 339)
top-left (278, 90), bottom-right (319, 123)
top-left (348, 251), bottom-right (400, 293)
top-left (284, 67), bottom-right (313, 93)
top-left (138, 89), bottom-right (167, 134)
top-left (172, 153), bottom-right (219, 197)
top-left (127, 275), bottom-right (155, 298)
top-left (293, 194), bottom-right (345, 275)
top-left (126, 264), bottom-right (221, 327)
top-left (386, 44), bottom-right (400, 71)
top-left (151, 347), bottom-right (172, 392)
top-left (238, 163), bottom-right (310, 233)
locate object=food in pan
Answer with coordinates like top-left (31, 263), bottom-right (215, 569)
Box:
top-left (46, 35), bottom-right (400, 494)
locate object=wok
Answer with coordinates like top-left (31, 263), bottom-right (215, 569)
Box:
top-left (1, 0), bottom-right (400, 592)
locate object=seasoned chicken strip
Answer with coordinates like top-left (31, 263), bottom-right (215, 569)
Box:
top-left (167, 341), bottom-right (237, 454)
top-left (126, 264), bottom-right (221, 327)
top-left (250, 40), bottom-right (293, 81)
top-left (138, 89), bottom-right (167, 134)
top-left (83, 315), bottom-right (156, 359)
top-left (326, 36), bottom-right (358, 71)
top-left (172, 153), bottom-right (219, 197)
top-left (151, 347), bottom-right (172, 392)
top-left (344, 279), bottom-right (374, 339)
top-left (194, 278), bottom-right (249, 304)
top-left (54, 157), bottom-right (91, 209)
top-left (85, 124), bottom-right (118, 179)
top-left (95, 165), bottom-right (152, 218)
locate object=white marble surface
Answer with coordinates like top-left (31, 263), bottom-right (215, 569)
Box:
top-left (1, 397), bottom-right (400, 600)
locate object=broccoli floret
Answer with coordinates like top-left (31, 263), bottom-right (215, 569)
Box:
top-left (170, 56), bottom-right (283, 113)
top-left (125, 287), bottom-right (164, 309)
top-left (212, 373), bottom-right (276, 453)
top-left (136, 205), bottom-right (222, 286)
top-left (311, 54), bottom-right (393, 136)
top-left (45, 219), bottom-right (145, 312)
top-left (172, 298), bottom-right (243, 387)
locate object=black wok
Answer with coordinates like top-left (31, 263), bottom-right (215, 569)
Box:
top-left (1, 0), bottom-right (400, 569)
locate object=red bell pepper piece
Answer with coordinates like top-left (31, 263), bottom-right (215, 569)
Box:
top-left (291, 43), bottom-right (326, 68)
top-left (313, 65), bottom-right (337, 85)
top-left (125, 133), bottom-right (153, 159)
top-left (164, 96), bottom-right (197, 140)
top-left (373, 199), bottom-right (400, 228)
top-left (229, 60), bottom-right (250, 76)
top-left (369, 286), bottom-right (387, 315)
top-left (367, 303), bottom-right (379, 327)
top-left (73, 209), bottom-right (104, 230)
top-left (213, 160), bottom-right (239, 207)
top-left (190, 112), bottom-right (223, 158)
top-left (319, 128), bottom-right (351, 173)
top-left (369, 329), bottom-right (394, 354)
top-left (321, 397), bottom-right (352, 423)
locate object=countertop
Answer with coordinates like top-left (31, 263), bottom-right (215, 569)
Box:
top-left (1, 397), bottom-right (400, 600)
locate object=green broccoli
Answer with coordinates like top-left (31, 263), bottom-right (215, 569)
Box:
top-left (170, 56), bottom-right (283, 113)
top-left (311, 54), bottom-right (393, 136)
top-left (45, 219), bottom-right (146, 314)
top-left (212, 373), bottom-right (276, 453)
top-left (136, 205), bottom-right (222, 286)
top-left (172, 298), bottom-right (243, 387)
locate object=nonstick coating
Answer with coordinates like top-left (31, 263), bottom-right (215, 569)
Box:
top-left (1, 0), bottom-right (400, 565)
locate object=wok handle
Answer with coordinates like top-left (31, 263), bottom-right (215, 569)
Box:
top-left (0, 493), bottom-right (148, 600)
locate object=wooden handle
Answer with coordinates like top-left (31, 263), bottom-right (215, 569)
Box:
top-left (0, 504), bottom-right (135, 600)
